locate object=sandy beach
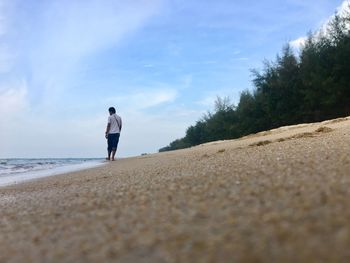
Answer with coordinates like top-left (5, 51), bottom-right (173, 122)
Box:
top-left (1, 117), bottom-right (350, 263)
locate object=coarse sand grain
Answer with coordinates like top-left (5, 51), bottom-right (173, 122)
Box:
top-left (1, 117), bottom-right (350, 263)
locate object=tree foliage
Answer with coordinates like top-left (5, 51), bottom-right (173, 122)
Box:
top-left (160, 11), bottom-right (350, 152)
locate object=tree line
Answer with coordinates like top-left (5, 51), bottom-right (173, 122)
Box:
top-left (159, 10), bottom-right (350, 152)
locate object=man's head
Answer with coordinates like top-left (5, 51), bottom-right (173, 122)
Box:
top-left (108, 107), bottom-right (116, 115)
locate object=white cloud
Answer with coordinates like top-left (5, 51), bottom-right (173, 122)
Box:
top-left (34, 0), bottom-right (163, 59)
top-left (197, 96), bottom-right (217, 108)
top-left (5, 0), bottom-right (165, 104)
top-left (4, 0), bottom-right (347, 158)
top-left (0, 112), bottom-right (107, 158)
top-left (196, 87), bottom-right (241, 109)
top-left (0, 85), bottom-right (108, 157)
top-left (319, 0), bottom-right (350, 34)
top-left (290, 0), bottom-right (350, 50)
top-left (115, 104), bottom-right (206, 156)
top-left (290, 36), bottom-right (308, 49)
top-left (0, 81), bottom-right (30, 157)
top-left (0, 0), bottom-right (168, 158)
top-left (107, 88), bottom-right (177, 110)
top-left (337, 0), bottom-right (350, 15)
top-left (0, 81), bottom-right (28, 119)
top-left (0, 83), bottom-right (181, 157)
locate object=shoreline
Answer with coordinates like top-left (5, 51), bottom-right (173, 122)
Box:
top-left (1, 116), bottom-right (350, 262)
top-left (3, 116), bottom-right (349, 190)
top-left (0, 160), bottom-right (106, 188)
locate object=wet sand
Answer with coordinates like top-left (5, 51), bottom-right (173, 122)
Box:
top-left (1, 117), bottom-right (350, 263)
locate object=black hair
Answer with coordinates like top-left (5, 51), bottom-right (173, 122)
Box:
top-left (108, 107), bottom-right (116, 114)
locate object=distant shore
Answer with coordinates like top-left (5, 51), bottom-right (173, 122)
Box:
top-left (1, 116), bottom-right (350, 262)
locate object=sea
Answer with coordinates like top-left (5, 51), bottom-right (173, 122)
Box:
top-left (0, 158), bottom-right (105, 187)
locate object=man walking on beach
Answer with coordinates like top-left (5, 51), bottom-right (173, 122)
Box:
top-left (105, 107), bottom-right (122, 161)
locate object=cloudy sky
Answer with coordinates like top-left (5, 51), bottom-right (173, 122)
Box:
top-left (0, 0), bottom-right (348, 158)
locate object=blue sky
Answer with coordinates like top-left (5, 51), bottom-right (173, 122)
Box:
top-left (0, 0), bottom-right (348, 158)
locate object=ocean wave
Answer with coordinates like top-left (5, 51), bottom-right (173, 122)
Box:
top-left (0, 158), bottom-right (103, 176)
top-left (0, 159), bottom-right (105, 187)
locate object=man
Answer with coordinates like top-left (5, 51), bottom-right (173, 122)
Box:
top-left (105, 107), bottom-right (122, 161)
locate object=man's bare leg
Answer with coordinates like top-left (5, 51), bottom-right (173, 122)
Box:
top-left (106, 150), bottom-right (112, 161)
top-left (111, 149), bottom-right (117, 161)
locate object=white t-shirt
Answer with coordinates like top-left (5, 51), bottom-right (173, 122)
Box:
top-left (108, 114), bottom-right (122, 134)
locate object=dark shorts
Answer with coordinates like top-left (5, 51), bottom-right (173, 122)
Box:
top-left (107, 133), bottom-right (120, 151)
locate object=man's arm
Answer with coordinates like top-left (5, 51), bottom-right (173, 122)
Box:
top-left (105, 123), bottom-right (111, 138)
